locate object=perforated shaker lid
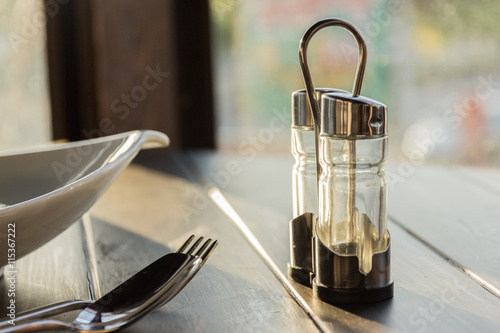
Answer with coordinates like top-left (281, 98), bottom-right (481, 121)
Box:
top-left (320, 92), bottom-right (387, 136)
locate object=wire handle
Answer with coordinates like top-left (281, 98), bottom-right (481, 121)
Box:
top-left (299, 18), bottom-right (367, 126)
top-left (298, 17), bottom-right (368, 199)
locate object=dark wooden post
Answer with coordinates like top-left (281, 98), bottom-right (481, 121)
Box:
top-left (45, 0), bottom-right (214, 148)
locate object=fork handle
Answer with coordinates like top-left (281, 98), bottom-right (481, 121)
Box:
top-left (0, 319), bottom-right (73, 332)
top-left (0, 301), bottom-right (91, 329)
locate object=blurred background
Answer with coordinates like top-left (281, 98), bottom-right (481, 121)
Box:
top-left (1, 0), bottom-right (500, 167)
top-left (0, 1), bottom-right (50, 149)
top-left (212, 0), bottom-right (500, 166)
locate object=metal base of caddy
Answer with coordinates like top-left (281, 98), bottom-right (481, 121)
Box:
top-left (289, 213), bottom-right (394, 304)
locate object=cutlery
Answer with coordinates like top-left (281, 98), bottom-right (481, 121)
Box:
top-left (0, 235), bottom-right (217, 332)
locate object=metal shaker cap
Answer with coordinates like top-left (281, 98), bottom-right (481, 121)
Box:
top-left (292, 88), bottom-right (347, 127)
top-left (320, 92), bottom-right (387, 136)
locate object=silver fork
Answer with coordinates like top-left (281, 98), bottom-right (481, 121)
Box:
top-left (0, 235), bottom-right (217, 332)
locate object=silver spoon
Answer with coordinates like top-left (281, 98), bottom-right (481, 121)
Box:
top-left (0, 235), bottom-right (217, 332)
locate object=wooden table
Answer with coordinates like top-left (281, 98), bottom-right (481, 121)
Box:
top-left (2, 148), bottom-right (500, 332)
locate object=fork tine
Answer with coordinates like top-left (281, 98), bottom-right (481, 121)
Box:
top-left (194, 238), bottom-right (212, 257)
top-left (199, 240), bottom-right (218, 263)
top-left (175, 235), bottom-right (195, 253)
top-left (185, 236), bottom-right (204, 255)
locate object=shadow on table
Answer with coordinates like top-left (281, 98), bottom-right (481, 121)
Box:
top-left (333, 297), bottom-right (394, 327)
top-left (133, 148), bottom-right (197, 181)
top-left (93, 218), bottom-right (321, 333)
top-left (311, 284), bottom-right (499, 333)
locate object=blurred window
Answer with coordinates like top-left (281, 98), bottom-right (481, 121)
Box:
top-left (210, 0), bottom-right (500, 167)
top-left (0, 0), bottom-right (50, 150)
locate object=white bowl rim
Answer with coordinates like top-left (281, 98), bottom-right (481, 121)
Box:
top-left (0, 130), bottom-right (168, 214)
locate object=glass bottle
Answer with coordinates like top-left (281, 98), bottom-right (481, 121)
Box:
top-left (317, 93), bottom-right (389, 276)
top-left (291, 126), bottom-right (316, 217)
top-left (291, 88), bottom-right (345, 218)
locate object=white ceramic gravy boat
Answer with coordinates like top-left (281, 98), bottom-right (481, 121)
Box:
top-left (0, 130), bottom-right (169, 267)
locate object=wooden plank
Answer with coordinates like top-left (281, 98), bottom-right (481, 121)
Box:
top-left (454, 165), bottom-right (500, 195)
top-left (88, 0), bottom-right (181, 142)
top-left (0, 221), bottom-right (91, 323)
top-left (46, 0), bottom-right (214, 148)
top-left (173, 0), bottom-right (215, 148)
top-left (88, 149), bottom-right (319, 332)
top-left (386, 163), bottom-right (500, 292)
top-left (188, 150), bottom-right (500, 332)
top-left (45, 0), bottom-right (93, 141)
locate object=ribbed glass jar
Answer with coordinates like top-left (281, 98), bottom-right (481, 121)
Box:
top-left (317, 135), bottom-right (389, 275)
top-left (291, 125), bottom-right (317, 217)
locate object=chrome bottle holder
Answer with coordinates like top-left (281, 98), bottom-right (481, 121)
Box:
top-left (288, 18), bottom-right (394, 304)
top-left (288, 212), bottom-right (315, 286)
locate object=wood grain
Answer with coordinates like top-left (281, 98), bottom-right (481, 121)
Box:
top-left (188, 150), bottom-right (500, 332)
top-left (0, 221), bottom-right (90, 323)
top-left (3, 149), bottom-right (499, 332)
top-left (89, 0), bottom-right (181, 142)
top-left (47, 0), bottom-right (215, 148)
top-left (386, 163), bottom-right (500, 292)
top-left (89, 150), bottom-right (319, 332)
